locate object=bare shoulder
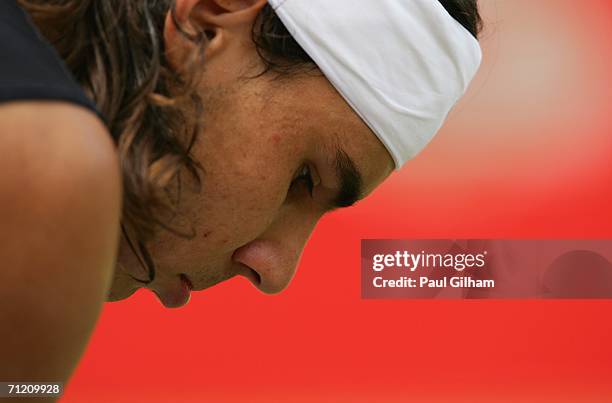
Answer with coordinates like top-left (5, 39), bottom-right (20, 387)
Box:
top-left (0, 102), bottom-right (122, 387)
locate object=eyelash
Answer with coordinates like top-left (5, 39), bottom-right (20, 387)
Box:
top-left (291, 165), bottom-right (315, 197)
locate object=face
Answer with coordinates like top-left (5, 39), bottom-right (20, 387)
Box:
top-left (108, 0), bottom-right (394, 307)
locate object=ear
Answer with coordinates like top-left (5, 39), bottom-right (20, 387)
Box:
top-left (164, 0), bottom-right (268, 70)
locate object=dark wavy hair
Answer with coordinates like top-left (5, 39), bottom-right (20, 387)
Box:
top-left (18, 0), bottom-right (483, 283)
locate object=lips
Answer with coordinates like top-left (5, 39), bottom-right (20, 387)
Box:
top-left (152, 274), bottom-right (193, 308)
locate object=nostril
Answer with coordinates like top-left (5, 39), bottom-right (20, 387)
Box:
top-left (232, 239), bottom-right (293, 293)
top-left (234, 262), bottom-right (261, 287)
top-left (249, 268), bottom-right (261, 286)
top-left (242, 267), bottom-right (261, 287)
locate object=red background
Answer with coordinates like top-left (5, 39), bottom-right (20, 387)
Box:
top-left (62, 1), bottom-right (612, 401)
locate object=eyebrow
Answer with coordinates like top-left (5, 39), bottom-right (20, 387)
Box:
top-left (328, 147), bottom-right (363, 210)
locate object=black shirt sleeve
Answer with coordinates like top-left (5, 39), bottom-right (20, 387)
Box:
top-left (0, 0), bottom-right (100, 118)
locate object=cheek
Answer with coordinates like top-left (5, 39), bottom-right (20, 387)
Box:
top-left (190, 91), bottom-right (305, 251)
top-left (193, 147), bottom-right (289, 250)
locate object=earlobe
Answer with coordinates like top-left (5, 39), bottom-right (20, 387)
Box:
top-left (171, 0), bottom-right (268, 31)
top-left (203, 0), bottom-right (268, 13)
top-left (189, 0), bottom-right (268, 30)
top-left (169, 0), bottom-right (204, 40)
top-left (163, 0), bottom-right (206, 72)
top-left (164, 0), bottom-right (268, 70)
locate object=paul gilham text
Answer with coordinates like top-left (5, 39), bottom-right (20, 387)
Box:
top-left (373, 276), bottom-right (495, 289)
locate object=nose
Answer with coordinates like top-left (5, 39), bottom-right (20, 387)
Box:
top-left (232, 194), bottom-right (324, 293)
top-left (232, 238), bottom-right (303, 294)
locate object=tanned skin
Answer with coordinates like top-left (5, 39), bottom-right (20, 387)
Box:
top-left (0, 102), bottom-right (121, 402)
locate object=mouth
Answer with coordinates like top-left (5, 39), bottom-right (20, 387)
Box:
top-left (152, 273), bottom-right (193, 309)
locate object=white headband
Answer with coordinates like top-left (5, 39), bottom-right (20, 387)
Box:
top-left (267, 0), bottom-right (483, 169)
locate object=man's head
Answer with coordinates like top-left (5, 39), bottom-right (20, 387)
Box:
top-left (110, 0), bottom-right (398, 306)
top-left (20, 0), bottom-right (481, 307)
top-left (109, 0), bottom-right (482, 307)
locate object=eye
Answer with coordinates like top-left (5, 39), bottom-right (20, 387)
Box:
top-left (291, 164), bottom-right (315, 197)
